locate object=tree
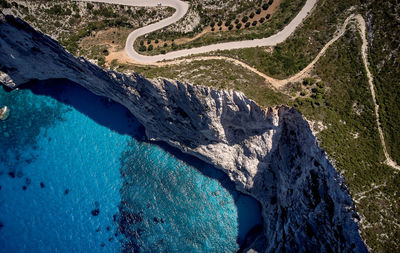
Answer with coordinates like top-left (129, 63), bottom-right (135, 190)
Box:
top-left (139, 45), bottom-right (146, 52)
top-left (235, 19), bottom-right (239, 24)
top-left (242, 16), bottom-right (248, 23)
top-left (268, 0), bottom-right (274, 5)
top-left (210, 21), bottom-right (215, 27)
top-left (262, 3), bottom-right (269, 10)
top-left (259, 17), bottom-right (265, 23)
top-left (155, 39), bottom-right (159, 44)
top-left (236, 23), bottom-right (242, 29)
top-left (256, 8), bottom-right (261, 14)
top-left (147, 45), bottom-right (153, 51)
top-left (218, 21), bottom-right (222, 26)
top-left (140, 40), bottom-right (144, 46)
top-left (266, 14), bottom-right (271, 19)
top-left (228, 25), bottom-right (233, 30)
top-left (245, 22), bottom-right (250, 28)
top-left (250, 12), bottom-right (255, 18)
top-left (252, 20), bottom-right (258, 26)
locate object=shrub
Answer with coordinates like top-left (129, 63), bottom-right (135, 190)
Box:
top-left (256, 8), bottom-right (261, 14)
top-left (302, 77), bottom-right (317, 86)
top-left (262, 3), bottom-right (269, 10)
top-left (110, 59), bottom-right (118, 69)
top-left (259, 17), bottom-right (265, 23)
top-left (147, 45), bottom-right (153, 51)
top-left (252, 20), bottom-right (258, 26)
top-left (250, 12), bottom-right (255, 18)
top-left (300, 91), bottom-right (307, 96)
top-left (86, 3), bottom-right (94, 10)
top-left (102, 49), bottom-right (109, 56)
top-left (242, 16), bottom-right (248, 23)
top-left (0, 0), bottom-right (11, 8)
top-left (245, 22), bottom-right (250, 28)
top-left (46, 5), bottom-right (64, 15)
top-left (92, 7), bottom-right (116, 18)
top-left (98, 57), bottom-right (105, 66)
top-left (161, 50), bottom-right (166, 54)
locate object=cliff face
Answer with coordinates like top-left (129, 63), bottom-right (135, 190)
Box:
top-left (0, 13), bottom-right (367, 252)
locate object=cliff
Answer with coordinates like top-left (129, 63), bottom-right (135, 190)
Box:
top-left (0, 13), bottom-right (367, 252)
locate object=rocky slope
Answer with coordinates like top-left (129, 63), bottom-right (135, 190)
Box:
top-left (0, 13), bottom-right (367, 252)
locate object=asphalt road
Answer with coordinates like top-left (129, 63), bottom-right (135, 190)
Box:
top-left (78, 0), bottom-right (317, 63)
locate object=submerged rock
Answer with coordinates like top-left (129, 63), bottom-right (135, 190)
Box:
top-left (91, 209), bottom-right (100, 216)
top-left (0, 12), bottom-right (367, 252)
top-left (0, 106), bottom-right (10, 120)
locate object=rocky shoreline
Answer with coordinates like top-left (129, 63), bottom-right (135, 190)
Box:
top-left (0, 13), bottom-right (367, 252)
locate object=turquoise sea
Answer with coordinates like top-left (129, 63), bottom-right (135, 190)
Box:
top-left (0, 79), bottom-right (262, 252)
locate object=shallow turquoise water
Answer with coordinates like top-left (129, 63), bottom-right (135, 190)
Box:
top-left (0, 80), bottom-right (262, 252)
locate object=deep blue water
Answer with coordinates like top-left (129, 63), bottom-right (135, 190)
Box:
top-left (0, 80), bottom-right (262, 252)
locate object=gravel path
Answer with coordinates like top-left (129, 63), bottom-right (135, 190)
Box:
top-left (356, 15), bottom-right (400, 171)
top-left (156, 14), bottom-right (400, 172)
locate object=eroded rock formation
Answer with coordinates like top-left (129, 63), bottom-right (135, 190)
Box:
top-left (0, 13), bottom-right (367, 252)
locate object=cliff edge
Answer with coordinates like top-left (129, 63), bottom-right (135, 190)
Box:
top-left (0, 13), bottom-right (367, 252)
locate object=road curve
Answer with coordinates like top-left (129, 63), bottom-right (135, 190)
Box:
top-left (77, 0), bottom-right (317, 63)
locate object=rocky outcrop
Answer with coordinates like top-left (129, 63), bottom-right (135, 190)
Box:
top-left (0, 13), bottom-right (367, 252)
top-left (0, 106), bottom-right (10, 120)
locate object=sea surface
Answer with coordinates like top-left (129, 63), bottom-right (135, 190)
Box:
top-left (0, 79), bottom-right (262, 252)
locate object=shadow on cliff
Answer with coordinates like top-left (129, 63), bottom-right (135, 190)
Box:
top-left (13, 78), bottom-right (263, 248)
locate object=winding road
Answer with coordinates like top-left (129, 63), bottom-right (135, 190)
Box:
top-left (78, 0), bottom-right (317, 63)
